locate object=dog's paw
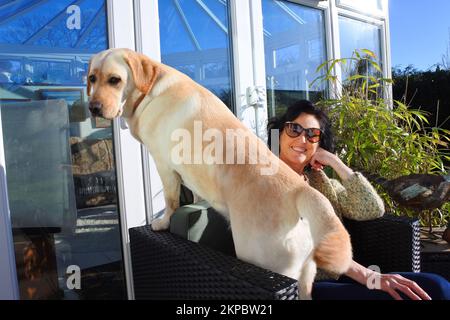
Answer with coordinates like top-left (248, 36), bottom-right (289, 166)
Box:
top-left (151, 217), bottom-right (170, 231)
top-left (299, 291), bottom-right (312, 300)
top-left (298, 284), bottom-right (313, 300)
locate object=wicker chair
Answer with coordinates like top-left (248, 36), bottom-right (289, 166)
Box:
top-left (343, 215), bottom-right (421, 273)
top-left (129, 202), bottom-right (421, 300)
top-left (129, 226), bottom-right (298, 300)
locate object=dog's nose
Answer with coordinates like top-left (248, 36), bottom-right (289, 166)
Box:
top-left (89, 101), bottom-right (103, 117)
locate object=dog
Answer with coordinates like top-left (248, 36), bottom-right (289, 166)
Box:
top-left (87, 48), bottom-right (352, 299)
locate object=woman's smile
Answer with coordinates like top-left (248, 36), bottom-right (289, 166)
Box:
top-left (290, 145), bottom-right (307, 153)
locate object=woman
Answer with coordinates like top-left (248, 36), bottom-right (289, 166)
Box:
top-left (267, 100), bottom-right (450, 300)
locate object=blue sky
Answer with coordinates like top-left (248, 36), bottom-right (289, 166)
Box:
top-left (390, 0), bottom-right (450, 71)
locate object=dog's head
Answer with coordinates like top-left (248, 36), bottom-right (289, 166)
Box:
top-left (87, 48), bottom-right (159, 119)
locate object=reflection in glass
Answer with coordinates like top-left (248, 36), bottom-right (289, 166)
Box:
top-left (338, 16), bottom-right (382, 81)
top-left (0, 0), bottom-right (126, 299)
top-left (158, 0), bottom-right (234, 110)
top-left (262, 0), bottom-right (327, 118)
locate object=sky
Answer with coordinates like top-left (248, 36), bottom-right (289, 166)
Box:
top-left (389, 0), bottom-right (450, 71)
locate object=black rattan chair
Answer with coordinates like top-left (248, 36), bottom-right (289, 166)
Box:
top-left (343, 215), bottom-right (421, 273)
top-left (129, 226), bottom-right (298, 300)
top-left (129, 203), bottom-right (421, 300)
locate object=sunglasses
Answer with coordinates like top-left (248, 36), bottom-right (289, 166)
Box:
top-left (284, 122), bottom-right (322, 143)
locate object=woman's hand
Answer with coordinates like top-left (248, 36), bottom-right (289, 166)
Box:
top-left (309, 148), bottom-right (354, 180)
top-left (370, 273), bottom-right (432, 300)
top-left (309, 148), bottom-right (337, 170)
top-left (346, 261), bottom-right (432, 300)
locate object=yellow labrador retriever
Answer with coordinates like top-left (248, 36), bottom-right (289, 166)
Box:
top-left (87, 48), bottom-right (352, 299)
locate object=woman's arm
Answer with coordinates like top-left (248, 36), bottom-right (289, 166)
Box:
top-left (309, 148), bottom-right (384, 220)
top-left (345, 260), bottom-right (432, 300)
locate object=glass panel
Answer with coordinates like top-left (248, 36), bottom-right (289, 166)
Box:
top-left (262, 0), bottom-right (328, 118)
top-left (0, 0), bottom-right (126, 300)
top-left (338, 16), bottom-right (382, 80)
top-left (336, 0), bottom-right (384, 13)
top-left (158, 0), bottom-right (234, 110)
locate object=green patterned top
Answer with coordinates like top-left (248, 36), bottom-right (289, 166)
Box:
top-left (305, 170), bottom-right (385, 280)
top-left (306, 170), bottom-right (385, 221)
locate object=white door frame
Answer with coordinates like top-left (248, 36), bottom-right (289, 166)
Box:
top-left (133, 0), bottom-right (161, 224)
top-left (133, 0), bottom-right (166, 222)
top-left (229, 0), bottom-right (269, 140)
top-left (107, 0), bottom-right (149, 300)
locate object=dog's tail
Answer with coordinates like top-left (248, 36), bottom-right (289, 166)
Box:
top-left (296, 188), bottom-right (352, 275)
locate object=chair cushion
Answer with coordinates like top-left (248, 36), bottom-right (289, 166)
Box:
top-left (170, 201), bottom-right (236, 257)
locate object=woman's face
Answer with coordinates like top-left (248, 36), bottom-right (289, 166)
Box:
top-left (279, 113), bottom-right (321, 173)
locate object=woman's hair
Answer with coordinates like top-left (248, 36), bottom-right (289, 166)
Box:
top-left (267, 100), bottom-right (335, 153)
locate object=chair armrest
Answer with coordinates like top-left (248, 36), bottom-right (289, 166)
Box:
top-left (129, 226), bottom-right (298, 300)
top-left (343, 214), bottom-right (421, 273)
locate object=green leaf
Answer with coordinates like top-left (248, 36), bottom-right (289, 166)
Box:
top-left (315, 60), bottom-right (329, 73)
top-left (370, 61), bottom-right (383, 73)
top-left (347, 74), bottom-right (367, 81)
top-left (361, 49), bottom-right (376, 58)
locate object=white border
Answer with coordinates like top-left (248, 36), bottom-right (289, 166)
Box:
top-left (335, 12), bottom-right (388, 78)
top-left (248, 0), bottom-right (269, 139)
top-left (384, 0), bottom-right (392, 105)
top-left (328, 0), bottom-right (343, 97)
top-left (0, 108), bottom-right (19, 300)
top-left (108, 0), bottom-right (147, 300)
top-left (134, 0), bottom-right (165, 223)
top-left (335, 0), bottom-right (386, 18)
top-left (229, 0), bottom-right (255, 121)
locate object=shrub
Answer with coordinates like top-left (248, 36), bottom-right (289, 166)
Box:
top-left (313, 50), bottom-right (450, 227)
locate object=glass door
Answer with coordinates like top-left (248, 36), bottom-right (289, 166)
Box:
top-left (247, 0), bottom-right (388, 126)
top-left (260, 0), bottom-right (330, 118)
top-left (338, 15), bottom-right (384, 82)
top-left (158, 0), bottom-right (235, 111)
top-left (144, 0), bottom-right (237, 215)
top-left (0, 0), bottom-right (126, 299)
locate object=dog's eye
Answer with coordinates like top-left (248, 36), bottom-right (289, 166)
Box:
top-left (108, 77), bottom-right (121, 85)
top-left (88, 75), bottom-right (96, 83)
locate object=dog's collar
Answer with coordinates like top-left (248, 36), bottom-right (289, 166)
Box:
top-left (132, 93), bottom-right (147, 113)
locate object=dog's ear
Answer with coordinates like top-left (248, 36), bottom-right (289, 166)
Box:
top-left (124, 52), bottom-right (159, 95)
top-left (86, 59), bottom-right (92, 97)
